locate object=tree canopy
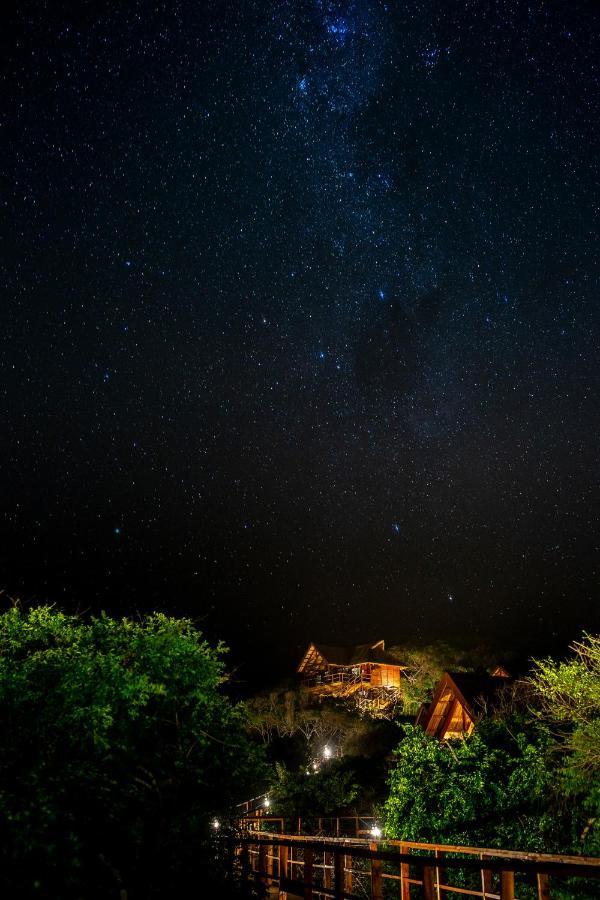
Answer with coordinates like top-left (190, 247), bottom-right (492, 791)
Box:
top-left (384, 719), bottom-right (560, 852)
top-left (0, 606), bottom-right (264, 897)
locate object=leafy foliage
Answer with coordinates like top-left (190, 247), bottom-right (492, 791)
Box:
top-left (389, 641), bottom-right (507, 714)
top-left (530, 634), bottom-right (600, 774)
top-left (530, 634), bottom-right (600, 854)
top-left (270, 759), bottom-right (359, 818)
top-left (384, 720), bottom-right (561, 852)
top-left (0, 606), bottom-right (265, 897)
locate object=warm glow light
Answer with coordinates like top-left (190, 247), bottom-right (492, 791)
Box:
top-left (370, 826), bottom-right (382, 839)
top-left (323, 745), bottom-right (332, 758)
top-left (264, 797), bottom-right (270, 808)
top-left (212, 819), bottom-right (220, 830)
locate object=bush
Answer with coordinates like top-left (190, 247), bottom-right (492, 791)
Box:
top-left (384, 719), bottom-right (562, 852)
top-left (270, 759), bottom-right (358, 819)
top-left (0, 606), bottom-right (265, 897)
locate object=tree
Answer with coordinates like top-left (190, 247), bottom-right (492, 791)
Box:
top-left (530, 633), bottom-right (600, 854)
top-left (389, 642), bottom-right (506, 714)
top-left (530, 634), bottom-right (600, 774)
top-left (247, 685), bottom-right (370, 752)
top-left (0, 606), bottom-right (265, 897)
top-left (270, 759), bottom-right (358, 820)
top-left (384, 720), bottom-right (561, 852)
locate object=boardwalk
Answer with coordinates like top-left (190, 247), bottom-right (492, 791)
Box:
top-left (219, 831), bottom-right (600, 899)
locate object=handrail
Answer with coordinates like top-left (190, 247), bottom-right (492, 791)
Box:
top-left (218, 830), bottom-right (600, 899)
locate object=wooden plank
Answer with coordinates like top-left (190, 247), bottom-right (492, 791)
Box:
top-left (279, 844), bottom-right (289, 900)
top-left (435, 848), bottom-right (446, 900)
top-left (385, 838), bottom-right (600, 866)
top-left (500, 870), bottom-right (515, 900)
top-left (537, 872), bottom-right (550, 900)
top-left (303, 848), bottom-right (313, 900)
top-left (438, 697), bottom-right (460, 740)
top-left (240, 844), bottom-right (251, 897)
top-left (344, 853), bottom-right (353, 893)
top-left (422, 865), bottom-right (436, 900)
top-left (370, 842), bottom-right (384, 900)
top-left (334, 850), bottom-right (344, 899)
top-left (258, 843), bottom-right (267, 885)
top-left (481, 866), bottom-right (493, 898)
top-left (400, 842), bottom-right (411, 900)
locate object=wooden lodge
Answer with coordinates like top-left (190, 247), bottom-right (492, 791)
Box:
top-left (297, 640), bottom-right (406, 713)
top-left (416, 667), bottom-right (511, 741)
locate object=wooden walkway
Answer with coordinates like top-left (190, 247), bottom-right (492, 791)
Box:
top-left (219, 831), bottom-right (600, 899)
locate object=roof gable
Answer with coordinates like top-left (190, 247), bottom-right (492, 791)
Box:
top-left (419, 669), bottom-right (513, 737)
top-left (297, 640), bottom-right (407, 671)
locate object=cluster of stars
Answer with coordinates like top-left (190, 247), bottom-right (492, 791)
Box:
top-left (0, 0), bottom-right (598, 669)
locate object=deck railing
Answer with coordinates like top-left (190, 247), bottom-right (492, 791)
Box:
top-left (218, 831), bottom-right (600, 899)
top-left (302, 671), bottom-right (368, 689)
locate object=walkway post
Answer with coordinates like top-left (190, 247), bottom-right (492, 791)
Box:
top-left (303, 847), bottom-right (313, 900)
top-left (370, 842), bottom-right (383, 900)
top-left (500, 869), bottom-right (515, 900)
top-left (334, 849), bottom-right (344, 899)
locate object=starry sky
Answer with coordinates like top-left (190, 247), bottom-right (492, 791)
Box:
top-left (1, 0), bottom-right (599, 679)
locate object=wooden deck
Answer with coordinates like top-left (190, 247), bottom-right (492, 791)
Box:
top-left (218, 831), bottom-right (600, 899)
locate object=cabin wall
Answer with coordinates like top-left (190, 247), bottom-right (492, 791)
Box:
top-left (370, 664), bottom-right (402, 688)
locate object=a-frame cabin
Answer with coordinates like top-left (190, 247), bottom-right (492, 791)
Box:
top-left (416, 668), bottom-right (511, 741)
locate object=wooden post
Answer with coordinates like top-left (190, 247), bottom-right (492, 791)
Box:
top-left (400, 843), bottom-right (411, 900)
top-left (334, 849), bottom-right (344, 899)
top-left (435, 848), bottom-right (446, 900)
top-left (303, 848), bottom-right (314, 900)
top-left (370, 842), bottom-right (383, 900)
top-left (324, 851), bottom-right (333, 889)
top-left (240, 843), bottom-right (251, 897)
top-left (258, 843), bottom-right (267, 886)
top-left (536, 873), bottom-right (550, 900)
top-left (344, 853), bottom-right (353, 893)
top-left (481, 867), bottom-right (493, 898)
top-left (279, 843), bottom-right (289, 899)
top-left (422, 865), bottom-right (436, 900)
top-left (500, 870), bottom-right (515, 900)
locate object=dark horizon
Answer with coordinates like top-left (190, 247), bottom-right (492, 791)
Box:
top-left (2, 1), bottom-right (599, 679)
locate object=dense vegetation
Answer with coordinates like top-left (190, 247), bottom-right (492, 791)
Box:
top-left (0, 606), bottom-right (265, 897)
top-left (1, 604), bottom-right (598, 896)
top-left (250, 636), bottom-right (600, 863)
top-left (384, 635), bottom-right (600, 857)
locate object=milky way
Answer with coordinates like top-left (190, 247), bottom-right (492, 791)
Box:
top-left (1, 1), bottom-right (599, 675)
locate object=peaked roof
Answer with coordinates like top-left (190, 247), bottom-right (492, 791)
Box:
top-left (418, 669), bottom-right (512, 735)
top-left (445, 671), bottom-right (510, 711)
top-left (298, 640), bottom-right (406, 671)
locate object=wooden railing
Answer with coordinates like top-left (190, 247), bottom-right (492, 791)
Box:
top-left (236, 814), bottom-right (376, 838)
top-left (218, 831), bottom-right (600, 899)
top-left (302, 671), bottom-right (367, 689)
top-left (235, 792), bottom-right (271, 816)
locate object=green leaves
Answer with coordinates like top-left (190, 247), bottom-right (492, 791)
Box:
top-left (530, 633), bottom-right (600, 772)
top-left (270, 759), bottom-right (359, 817)
top-left (384, 720), bottom-right (559, 851)
top-left (0, 606), bottom-right (265, 896)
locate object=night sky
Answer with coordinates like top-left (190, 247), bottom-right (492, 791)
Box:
top-left (2, 1), bottom-right (599, 679)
